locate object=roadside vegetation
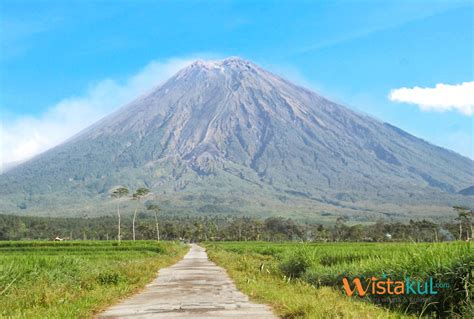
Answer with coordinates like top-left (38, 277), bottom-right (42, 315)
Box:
top-left (0, 240), bottom-right (187, 318)
top-left (205, 241), bottom-right (472, 318)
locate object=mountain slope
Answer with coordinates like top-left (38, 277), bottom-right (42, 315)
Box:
top-left (1, 57), bottom-right (472, 221)
top-left (459, 186), bottom-right (474, 196)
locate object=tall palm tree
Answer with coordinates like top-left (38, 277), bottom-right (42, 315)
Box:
top-left (131, 187), bottom-right (150, 240)
top-left (147, 204), bottom-right (161, 241)
top-left (111, 187), bottom-right (129, 244)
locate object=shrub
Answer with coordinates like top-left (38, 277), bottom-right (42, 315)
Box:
top-left (280, 248), bottom-right (314, 278)
top-left (97, 272), bottom-right (121, 285)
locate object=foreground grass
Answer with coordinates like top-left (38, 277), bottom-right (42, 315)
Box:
top-left (0, 240), bottom-right (188, 318)
top-left (205, 241), bottom-right (472, 318)
top-left (206, 245), bottom-right (409, 319)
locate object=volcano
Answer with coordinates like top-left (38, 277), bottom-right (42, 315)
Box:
top-left (1, 57), bottom-right (472, 221)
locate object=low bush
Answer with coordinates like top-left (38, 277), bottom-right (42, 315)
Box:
top-left (280, 247), bottom-right (316, 278)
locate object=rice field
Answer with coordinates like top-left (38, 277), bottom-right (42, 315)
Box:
top-left (205, 241), bottom-right (473, 318)
top-left (0, 240), bottom-right (187, 318)
top-left (0, 240), bottom-right (470, 318)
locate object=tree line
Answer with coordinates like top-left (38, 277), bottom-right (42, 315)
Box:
top-left (0, 206), bottom-right (471, 242)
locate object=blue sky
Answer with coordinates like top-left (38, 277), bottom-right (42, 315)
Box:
top-left (0, 0), bottom-right (473, 166)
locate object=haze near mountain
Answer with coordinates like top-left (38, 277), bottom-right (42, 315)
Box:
top-left (1, 57), bottom-right (472, 221)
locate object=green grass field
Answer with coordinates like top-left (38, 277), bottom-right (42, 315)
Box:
top-left (0, 240), bottom-right (188, 318)
top-left (0, 240), bottom-right (471, 318)
top-left (205, 241), bottom-right (473, 319)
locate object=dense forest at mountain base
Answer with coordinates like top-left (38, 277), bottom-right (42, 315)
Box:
top-left (205, 242), bottom-right (472, 318)
top-left (0, 210), bottom-right (471, 242)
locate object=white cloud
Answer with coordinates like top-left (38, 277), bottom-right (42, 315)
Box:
top-left (0, 57), bottom-right (194, 171)
top-left (389, 82), bottom-right (474, 115)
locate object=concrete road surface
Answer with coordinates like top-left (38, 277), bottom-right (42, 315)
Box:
top-left (97, 244), bottom-right (277, 318)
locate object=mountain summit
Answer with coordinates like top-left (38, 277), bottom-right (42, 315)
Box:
top-left (1, 57), bottom-right (472, 220)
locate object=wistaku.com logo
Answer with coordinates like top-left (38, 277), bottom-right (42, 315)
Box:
top-left (342, 275), bottom-right (450, 297)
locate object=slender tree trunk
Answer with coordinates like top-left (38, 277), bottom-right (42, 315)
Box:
top-left (117, 203), bottom-right (121, 244)
top-left (133, 208), bottom-right (137, 241)
top-left (459, 223), bottom-right (462, 240)
top-left (469, 215), bottom-right (473, 240)
top-left (154, 211), bottom-right (160, 241)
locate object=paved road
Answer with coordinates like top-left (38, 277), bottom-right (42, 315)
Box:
top-left (97, 244), bottom-right (277, 318)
